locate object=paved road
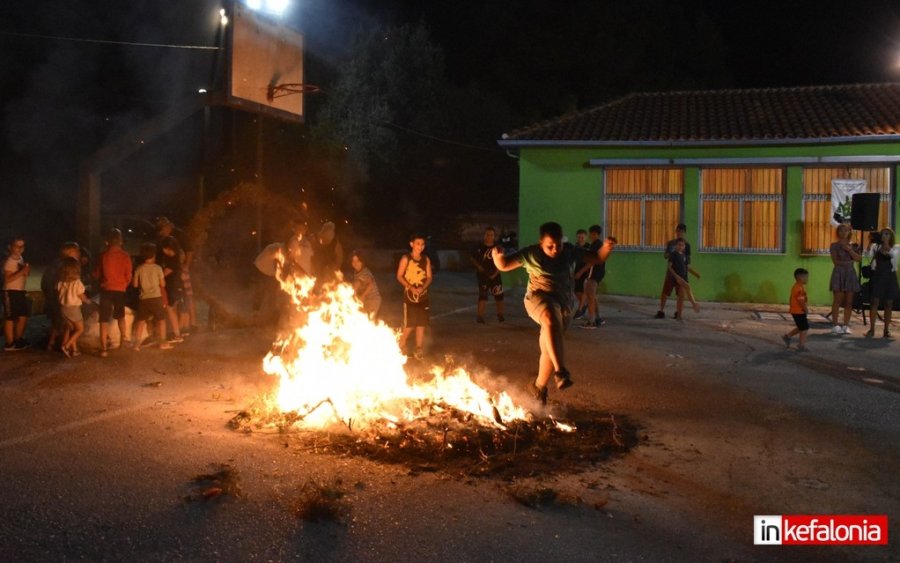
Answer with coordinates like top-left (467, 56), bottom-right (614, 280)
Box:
top-left (0, 272), bottom-right (897, 561)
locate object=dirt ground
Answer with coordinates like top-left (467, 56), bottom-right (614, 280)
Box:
top-left (0, 272), bottom-right (897, 562)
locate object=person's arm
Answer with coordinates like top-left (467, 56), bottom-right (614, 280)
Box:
top-left (688, 266), bottom-right (701, 279)
top-left (469, 253), bottom-right (484, 272)
top-left (492, 246), bottom-right (523, 272)
top-left (667, 262), bottom-right (689, 286)
top-left (396, 255), bottom-right (410, 289)
top-left (4, 266), bottom-right (27, 285)
top-left (847, 243), bottom-right (862, 262)
top-left (830, 244), bottom-right (843, 266)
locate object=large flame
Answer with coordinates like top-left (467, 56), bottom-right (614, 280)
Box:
top-left (262, 273), bottom-right (530, 430)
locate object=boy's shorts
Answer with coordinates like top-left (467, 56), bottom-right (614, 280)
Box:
top-left (3, 290), bottom-right (29, 319)
top-left (477, 276), bottom-right (504, 301)
top-left (403, 301), bottom-right (430, 328)
top-left (524, 291), bottom-right (572, 330)
top-left (62, 305), bottom-right (83, 324)
top-left (99, 290), bottom-right (127, 321)
top-left (137, 297), bottom-right (166, 322)
top-left (792, 313), bottom-right (809, 331)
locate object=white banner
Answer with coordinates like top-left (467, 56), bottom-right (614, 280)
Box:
top-left (831, 179), bottom-right (867, 227)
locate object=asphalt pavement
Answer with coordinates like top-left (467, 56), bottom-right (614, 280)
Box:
top-left (0, 271), bottom-right (897, 562)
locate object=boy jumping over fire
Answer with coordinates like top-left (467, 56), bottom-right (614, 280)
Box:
top-left (492, 221), bottom-right (615, 405)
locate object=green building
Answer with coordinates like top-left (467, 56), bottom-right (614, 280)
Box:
top-left (498, 83), bottom-right (900, 305)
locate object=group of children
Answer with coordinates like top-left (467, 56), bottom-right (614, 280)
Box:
top-left (2, 224), bottom-right (194, 357)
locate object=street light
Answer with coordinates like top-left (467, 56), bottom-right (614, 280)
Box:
top-left (244, 0), bottom-right (289, 17)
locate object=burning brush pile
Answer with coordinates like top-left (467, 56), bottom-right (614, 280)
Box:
top-left (230, 272), bottom-right (636, 478)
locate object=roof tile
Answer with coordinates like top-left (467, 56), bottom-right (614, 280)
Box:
top-left (504, 83), bottom-right (900, 144)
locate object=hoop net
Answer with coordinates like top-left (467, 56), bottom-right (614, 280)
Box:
top-left (266, 83), bottom-right (321, 102)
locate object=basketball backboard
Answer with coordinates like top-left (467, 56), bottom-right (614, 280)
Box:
top-left (227, 2), bottom-right (305, 122)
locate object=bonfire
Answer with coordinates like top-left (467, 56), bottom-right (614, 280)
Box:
top-left (262, 273), bottom-right (532, 431)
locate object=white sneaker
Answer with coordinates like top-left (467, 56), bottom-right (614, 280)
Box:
top-left (831, 325), bottom-right (843, 335)
top-left (842, 325), bottom-right (852, 335)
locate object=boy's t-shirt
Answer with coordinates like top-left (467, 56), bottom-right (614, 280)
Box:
top-left (789, 282), bottom-right (807, 315)
top-left (668, 251), bottom-right (689, 281)
top-left (511, 243), bottom-right (588, 304)
top-left (473, 244), bottom-right (500, 282)
top-left (157, 252), bottom-right (183, 292)
top-left (665, 239), bottom-right (691, 265)
top-left (134, 263), bottom-right (164, 299)
top-left (4, 255), bottom-right (26, 291)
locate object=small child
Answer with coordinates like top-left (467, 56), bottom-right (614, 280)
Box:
top-left (667, 238), bottom-right (701, 319)
top-left (783, 268), bottom-right (810, 351)
top-left (396, 233), bottom-right (432, 359)
top-left (3, 236), bottom-right (31, 351)
top-left (132, 243), bottom-right (172, 351)
top-left (56, 256), bottom-right (90, 358)
top-left (350, 250), bottom-right (382, 320)
top-left (42, 241), bottom-right (81, 352)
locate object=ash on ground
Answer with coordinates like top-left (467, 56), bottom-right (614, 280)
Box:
top-left (229, 403), bottom-right (638, 480)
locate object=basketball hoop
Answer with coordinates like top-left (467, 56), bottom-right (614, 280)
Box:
top-left (266, 83), bottom-right (321, 102)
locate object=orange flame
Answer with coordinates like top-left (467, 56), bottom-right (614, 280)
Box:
top-left (263, 273), bottom-right (530, 430)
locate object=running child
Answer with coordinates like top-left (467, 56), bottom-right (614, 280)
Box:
top-left (782, 268), bottom-right (809, 351)
top-left (668, 238), bottom-right (701, 319)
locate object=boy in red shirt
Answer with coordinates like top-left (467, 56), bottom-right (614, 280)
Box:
top-left (782, 268), bottom-right (809, 351)
top-left (94, 228), bottom-right (133, 357)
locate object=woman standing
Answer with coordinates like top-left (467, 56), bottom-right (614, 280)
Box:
top-left (864, 227), bottom-right (900, 338)
top-left (829, 224), bottom-right (861, 335)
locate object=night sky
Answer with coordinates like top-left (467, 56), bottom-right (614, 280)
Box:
top-left (2, 0), bottom-right (899, 257)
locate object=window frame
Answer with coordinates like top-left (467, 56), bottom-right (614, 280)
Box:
top-left (800, 165), bottom-right (895, 255)
top-left (602, 167), bottom-right (684, 252)
top-left (698, 167), bottom-right (787, 255)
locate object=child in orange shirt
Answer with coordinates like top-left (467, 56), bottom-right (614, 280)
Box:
top-left (782, 268), bottom-right (809, 351)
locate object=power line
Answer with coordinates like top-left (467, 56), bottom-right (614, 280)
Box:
top-left (380, 121), bottom-right (505, 154)
top-left (0, 30), bottom-right (222, 51)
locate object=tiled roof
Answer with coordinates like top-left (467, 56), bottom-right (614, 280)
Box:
top-left (500, 83), bottom-right (900, 146)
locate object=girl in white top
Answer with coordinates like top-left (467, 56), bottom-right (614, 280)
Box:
top-left (56, 257), bottom-right (89, 357)
top-left (863, 227), bottom-right (900, 338)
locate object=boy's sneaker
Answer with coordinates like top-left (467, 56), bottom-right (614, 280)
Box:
top-left (595, 317), bottom-right (606, 326)
top-left (842, 325), bottom-right (852, 335)
top-left (554, 369), bottom-right (574, 390)
top-left (831, 325), bottom-right (843, 335)
top-left (781, 334), bottom-right (791, 348)
top-left (528, 381), bottom-right (548, 406)
top-left (574, 307), bottom-right (587, 320)
top-left (4, 343), bottom-right (17, 352)
top-left (579, 320), bottom-right (597, 329)
top-left (476, 316), bottom-right (485, 324)
top-left (13, 340), bottom-right (30, 350)
top-left (654, 311), bottom-right (665, 319)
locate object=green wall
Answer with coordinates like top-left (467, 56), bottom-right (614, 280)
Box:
top-left (515, 143), bottom-right (900, 306)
